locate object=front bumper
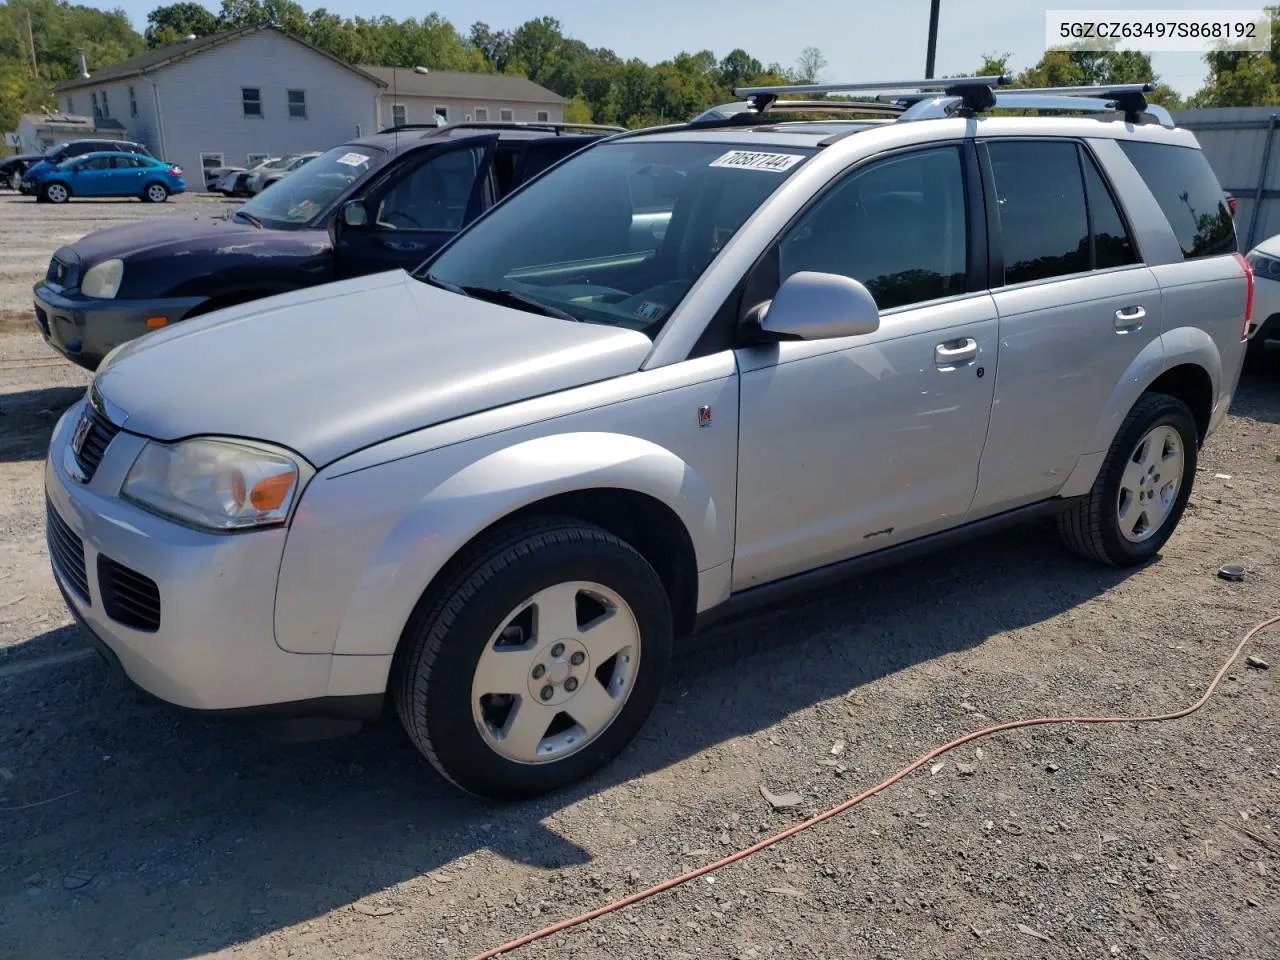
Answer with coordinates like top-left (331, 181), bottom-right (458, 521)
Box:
top-left (33, 282), bottom-right (206, 370)
top-left (43, 399), bottom-right (380, 717)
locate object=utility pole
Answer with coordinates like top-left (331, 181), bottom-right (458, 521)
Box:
top-left (924, 0), bottom-right (941, 78)
top-left (26, 12), bottom-right (38, 78)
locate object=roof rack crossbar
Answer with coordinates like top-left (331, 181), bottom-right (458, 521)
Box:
top-left (733, 75), bottom-right (1011, 97)
top-left (377, 120), bottom-right (627, 136)
top-left (896, 87), bottom-right (1172, 128)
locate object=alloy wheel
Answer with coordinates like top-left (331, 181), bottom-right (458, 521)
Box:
top-left (470, 580), bottom-right (640, 764)
top-left (147, 184), bottom-right (167, 202)
top-left (1116, 424), bottom-right (1184, 542)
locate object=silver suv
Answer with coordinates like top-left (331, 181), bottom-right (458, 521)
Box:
top-left (45, 78), bottom-right (1251, 798)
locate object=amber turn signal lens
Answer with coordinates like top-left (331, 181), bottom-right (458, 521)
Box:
top-left (146, 316), bottom-right (168, 328)
top-left (249, 471), bottom-right (295, 511)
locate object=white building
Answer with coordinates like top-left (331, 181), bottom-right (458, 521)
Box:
top-left (55, 25), bottom-right (385, 189)
top-left (12, 112), bottom-right (129, 155)
top-left (360, 66), bottom-right (567, 130)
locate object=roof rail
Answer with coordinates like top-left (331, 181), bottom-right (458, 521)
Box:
top-left (377, 120), bottom-right (626, 136)
top-left (895, 82), bottom-right (1173, 127)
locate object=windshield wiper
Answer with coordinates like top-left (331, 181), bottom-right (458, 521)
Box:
top-left (423, 272), bottom-right (465, 295)
top-left (233, 209), bottom-right (262, 228)
top-left (460, 285), bottom-right (578, 322)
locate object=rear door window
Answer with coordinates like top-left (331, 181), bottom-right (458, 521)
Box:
top-left (1118, 140), bottom-right (1236, 258)
top-left (1081, 150), bottom-right (1139, 269)
top-left (986, 141), bottom-right (1090, 285)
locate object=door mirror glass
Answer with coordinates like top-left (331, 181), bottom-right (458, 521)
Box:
top-left (753, 271), bottom-right (881, 341)
top-left (341, 200), bottom-right (369, 227)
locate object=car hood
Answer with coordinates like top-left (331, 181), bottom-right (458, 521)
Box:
top-left (94, 270), bottom-right (655, 466)
top-left (23, 160), bottom-right (54, 179)
top-left (64, 214), bottom-right (261, 264)
top-left (1252, 234), bottom-right (1280, 260)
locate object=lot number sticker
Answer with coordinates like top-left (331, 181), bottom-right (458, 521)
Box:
top-left (709, 150), bottom-right (804, 173)
top-left (335, 152), bottom-right (370, 167)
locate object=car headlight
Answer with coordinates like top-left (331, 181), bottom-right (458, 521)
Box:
top-left (80, 259), bottom-right (124, 299)
top-left (1247, 251), bottom-right (1280, 280)
top-left (122, 437), bottom-right (312, 532)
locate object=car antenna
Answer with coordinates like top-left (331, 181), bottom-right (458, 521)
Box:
top-left (393, 65), bottom-right (398, 152)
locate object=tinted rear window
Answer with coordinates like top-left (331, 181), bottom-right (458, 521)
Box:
top-left (1119, 140), bottom-right (1235, 259)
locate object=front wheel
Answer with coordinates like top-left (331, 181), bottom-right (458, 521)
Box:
top-left (394, 518), bottom-right (673, 799)
top-left (142, 182), bottom-right (169, 203)
top-left (42, 182), bottom-right (69, 204)
top-left (1058, 393), bottom-right (1198, 567)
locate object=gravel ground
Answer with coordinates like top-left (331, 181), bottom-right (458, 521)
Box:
top-left (0, 192), bottom-right (1278, 960)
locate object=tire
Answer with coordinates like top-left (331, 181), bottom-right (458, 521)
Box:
top-left (142, 182), bottom-right (169, 203)
top-left (1057, 393), bottom-right (1198, 567)
top-left (394, 517), bottom-right (673, 799)
top-left (43, 182), bottom-right (69, 204)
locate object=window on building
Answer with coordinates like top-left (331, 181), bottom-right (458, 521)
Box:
top-left (986, 141), bottom-right (1090, 285)
top-left (391, 103), bottom-right (406, 127)
top-left (65, 96), bottom-right (73, 113)
top-left (288, 89), bottom-right (307, 120)
top-left (536, 110), bottom-right (549, 122)
top-left (474, 107), bottom-right (488, 121)
top-left (100, 90), bottom-right (110, 116)
top-left (129, 86), bottom-right (138, 118)
top-left (1118, 140), bottom-right (1235, 259)
top-left (499, 108), bottom-right (514, 122)
top-left (242, 87), bottom-right (262, 118)
top-left (91, 92), bottom-right (100, 118)
top-left (434, 105), bottom-right (448, 123)
top-left (777, 146), bottom-right (968, 311)
top-left (247, 153), bottom-right (270, 166)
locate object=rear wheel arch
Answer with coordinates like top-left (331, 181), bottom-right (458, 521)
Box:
top-left (1143, 362), bottom-right (1214, 444)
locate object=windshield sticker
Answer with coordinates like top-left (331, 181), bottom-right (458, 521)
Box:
top-left (709, 150), bottom-right (804, 173)
top-left (335, 152), bottom-right (370, 167)
top-left (634, 301), bottom-right (666, 322)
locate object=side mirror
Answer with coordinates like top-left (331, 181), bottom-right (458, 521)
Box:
top-left (748, 271), bottom-right (881, 342)
top-left (340, 200), bottom-right (369, 228)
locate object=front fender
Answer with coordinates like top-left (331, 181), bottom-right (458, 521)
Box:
top-left (275, 432), bottom-right (723, 658)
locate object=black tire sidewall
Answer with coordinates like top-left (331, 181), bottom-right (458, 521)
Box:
top-left (1096, 398), bottom-right (1198, 564)
top-left (415, 534), bottom-right (672, 799)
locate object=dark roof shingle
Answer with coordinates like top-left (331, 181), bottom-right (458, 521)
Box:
top-left (56, 25), bottom-right (385, 91)
top-left (359, 66), bottom-right (567, 105)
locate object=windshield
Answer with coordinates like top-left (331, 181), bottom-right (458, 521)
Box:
top-left (238, 144), bottom-right (385, 228)
top-left (421, 140), bottom-right (816, 336)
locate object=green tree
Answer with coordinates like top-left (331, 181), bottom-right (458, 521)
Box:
top-left (1190, 6), bottom-right (1280, 106)
top-left (563, 94), bottom-right (592, 124)
top-left (793, 46), bottom-right (826, 84)
top-left (145, 2), bottom-right (220, 47)
top-left (718, 48), bottom-right (763, 91)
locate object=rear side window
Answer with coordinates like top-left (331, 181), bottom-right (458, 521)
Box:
top-left (1118, 140), bottom-right (1235, 259)
top-left (987, 141), bottom-right (1089, 284)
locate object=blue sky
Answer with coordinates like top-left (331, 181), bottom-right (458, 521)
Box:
top-left (97, 0), bottom-right (1253, 97)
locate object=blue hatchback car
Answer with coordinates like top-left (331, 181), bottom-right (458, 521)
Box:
top-left (25, 151), bottom-right (185, 204)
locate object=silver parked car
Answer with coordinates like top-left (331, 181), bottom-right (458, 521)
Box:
top-left (45, 78), bottom-right (1250, 798)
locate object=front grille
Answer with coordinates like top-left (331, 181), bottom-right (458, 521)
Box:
top-left (98, 556), bottom-right (161, 632)
top-left (72, 405), bottom-right (122, 482)
top-left (47, 502), bottom-right (89, 602)
top-left (34, 305), bottom-right (49, 335)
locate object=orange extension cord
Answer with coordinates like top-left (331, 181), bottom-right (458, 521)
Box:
top-left (472, 611), bottom-right (1279, 960)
